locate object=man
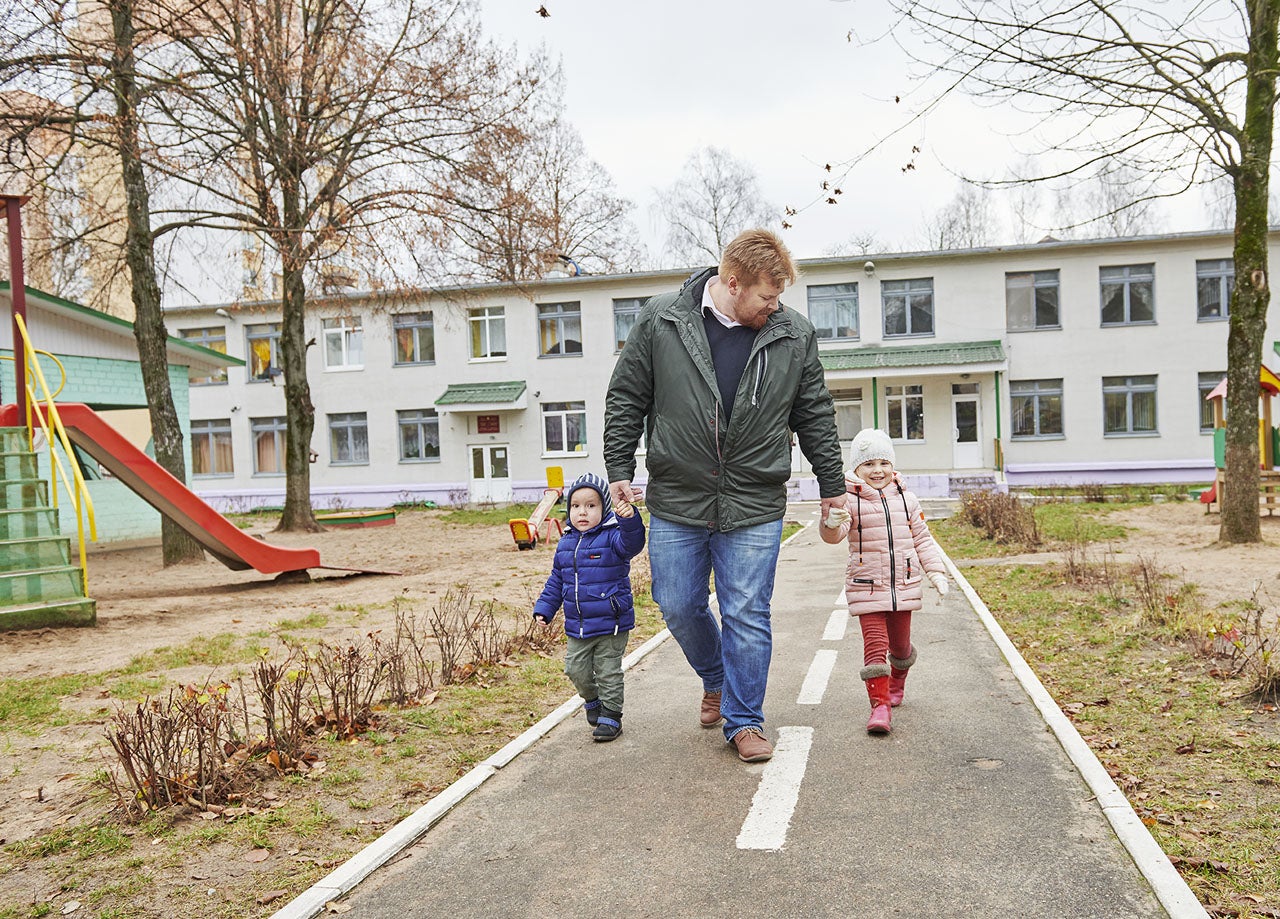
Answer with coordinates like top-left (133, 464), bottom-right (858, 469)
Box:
top-left (604, 228), bottom-right (847, 763)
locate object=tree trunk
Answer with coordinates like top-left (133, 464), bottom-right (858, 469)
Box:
top-left (109, 0), bottom-right (205, 565)
top-left (1219, 0), bottom-right (1279, 545)
top-left (276, 228), bottom-right (320, 532)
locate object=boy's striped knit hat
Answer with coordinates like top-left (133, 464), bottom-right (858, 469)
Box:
top-left (564, 472), bottom-right (612, 518)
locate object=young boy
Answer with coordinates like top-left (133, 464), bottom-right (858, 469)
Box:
top-left (534, 472), bottom-right (646, 741)
top-left (821, 429), bottom-right (948, 735)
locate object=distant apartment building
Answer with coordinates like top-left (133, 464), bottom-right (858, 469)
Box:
top-left (161, 228), bottom-right (1280, 510)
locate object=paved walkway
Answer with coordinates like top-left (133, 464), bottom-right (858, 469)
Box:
top-left (277, 508), bottom-right (1207, 919)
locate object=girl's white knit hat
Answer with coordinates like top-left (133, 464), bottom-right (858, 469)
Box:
top-left (849, 428), bottom-right (896, 470)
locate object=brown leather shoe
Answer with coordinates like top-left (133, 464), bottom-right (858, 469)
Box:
top-left (731, 727), bottom-right (773, 763)
top-left (699, 691), bottom-right (723, 728)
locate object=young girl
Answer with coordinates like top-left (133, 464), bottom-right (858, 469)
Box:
top-left (820, 428), bottom-right (948, 735)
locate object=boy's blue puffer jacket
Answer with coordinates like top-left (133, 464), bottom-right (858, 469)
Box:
top-left (534, 510), bottom-right (646, 639)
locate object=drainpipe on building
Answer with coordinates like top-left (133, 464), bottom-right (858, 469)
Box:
top-left (993, 370), bottom-right (1003, 471)
top-left (871, 377), bottom-right (879, 428)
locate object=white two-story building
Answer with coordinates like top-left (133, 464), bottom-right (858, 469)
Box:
top-left (162, 228), bottom-right (1280, 510)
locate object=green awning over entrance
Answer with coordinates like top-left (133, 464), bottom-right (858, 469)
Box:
top-left (819, 339), bottom-right (1006, 372)
top-left (434, 380), bottom-right (528, 411)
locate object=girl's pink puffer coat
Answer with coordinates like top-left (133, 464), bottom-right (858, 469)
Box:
top-left (820, 471), bottom-right (945, 616)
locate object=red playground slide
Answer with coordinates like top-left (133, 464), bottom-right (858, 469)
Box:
top-left (2, 403), bottom-right (319, 574)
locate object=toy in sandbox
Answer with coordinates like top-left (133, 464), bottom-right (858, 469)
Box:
top-left (509, 466), bottom-right (565, 549)
top-left (1198, 364), bottom-right (1280, 515)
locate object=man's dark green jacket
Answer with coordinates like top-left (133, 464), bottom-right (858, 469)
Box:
top-left (604, 268), bottom-right (845, 532)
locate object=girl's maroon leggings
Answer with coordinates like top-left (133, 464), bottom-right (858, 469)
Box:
top-left (858, 610), bottom-right (913, 667)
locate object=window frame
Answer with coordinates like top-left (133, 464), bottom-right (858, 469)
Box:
top-left (393, 312), bottom-right (436, 365)
top-left (537, 301), bottom-right (583, 357)
top-left (884, 383), bottom-right (925, 441)
top-left (1009, 378), bottom-right (1065, 440)
top-left (1005, 270), bottom-right (1061, 332)
top-left (540, 400), bottom-right (588, 456)
top-left (1099, 264), bottom-right (1156, 327)
top-left (1196, 259), bottom-right (1234, 322)
top-left (807, 283), bottom-right (860, 341)
top-left (328, 411), bottom-right (370, 465)
top-left (250, 416), bottom-right (287, 476)
top-left (881, 278), bottom-right (935, 338)
top-left (178, 327), bottom-right (228, 385)
top-left (245, 322), bottom-right (283, 384)
top-left (397, 408), bottom-right (441, 463)
top-left (190, 418), bottom-right (234, 476)
top-left (322, 316), bottom-right (364, 371)
top-left (468, 306), bottom-right (507, 361)
top-left (613, 298), bottom-right (644, 352)
top-left (1198, 371), bottom-right (1225, 433)
top-left (1102, 374), bottom-right (1159, 436)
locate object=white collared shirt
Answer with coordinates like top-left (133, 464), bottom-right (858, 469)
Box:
top-left (701, 275), bottom-right (743, 328)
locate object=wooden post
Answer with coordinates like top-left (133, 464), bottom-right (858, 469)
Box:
top-left (2, 195), bottom-right (31, 418)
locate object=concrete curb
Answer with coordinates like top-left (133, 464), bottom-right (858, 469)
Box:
top-left (943, 553), bottom-right (1209, 919)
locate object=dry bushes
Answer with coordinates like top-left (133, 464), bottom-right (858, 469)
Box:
top-left (960, 490), bottom-right (1040, 547)
top-left (1206, 589), bottom-right (1280, 703)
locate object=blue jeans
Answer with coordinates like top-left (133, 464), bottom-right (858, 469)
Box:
top-left (648, 514), bottom-right (783, 740)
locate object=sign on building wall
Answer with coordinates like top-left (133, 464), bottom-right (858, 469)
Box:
top-left (477, 414), bottom-right (500, 434)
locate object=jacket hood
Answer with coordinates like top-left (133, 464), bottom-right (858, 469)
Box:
top-left (564, 472), bottom-right (615, 532)
top-left (845, 469), bottom-right (907, 500)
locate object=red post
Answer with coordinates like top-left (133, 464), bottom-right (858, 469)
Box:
top-left (3, 194), bottom-right (31, 418)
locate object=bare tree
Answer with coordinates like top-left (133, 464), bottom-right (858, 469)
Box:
top-left (887, 0), bottom-right (1278, 543)
top-left (918, 183), bottom-right (998, 250)
top-left (1052, 163), bottom-right (1160, 238)
top-left (824, 231), bottom-right (885, 257)
top-left (656, 146), bottom-right (780, 265)
top-left (445, 114), bottom-right (645, 282)
top-left (2, 0), bottom-right (206, 564)
top-left (157, 0), bottom-right (543, 531)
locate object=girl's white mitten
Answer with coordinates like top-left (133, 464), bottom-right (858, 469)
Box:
top-left (928, 571), bottom-right (949, 596)
top-left (823, 506), bottom-right (851, 528)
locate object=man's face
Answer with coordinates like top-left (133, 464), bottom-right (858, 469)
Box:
top-left (569, 490), bottom-right (603, 531)
top-left (728, 276), bottom-right (785, 330)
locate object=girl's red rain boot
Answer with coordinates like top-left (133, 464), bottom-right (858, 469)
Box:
top-left (860, 666), bottom-right (893, 735)
top-left (888, 646), bottom-right (917, 707)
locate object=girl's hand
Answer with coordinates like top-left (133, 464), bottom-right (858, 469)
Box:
top-left (927, 572), bottom-right (949, 597)
top-left (823, 505), bottom-right (851, 528)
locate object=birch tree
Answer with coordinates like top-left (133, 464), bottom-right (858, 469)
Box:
top-left (656, 146), bottom-right (780, 266)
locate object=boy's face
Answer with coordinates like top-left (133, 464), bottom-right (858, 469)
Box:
top-left (856, 458), bottom-right (894, 490)
top-left (569, 490), bottom-right (603, 531)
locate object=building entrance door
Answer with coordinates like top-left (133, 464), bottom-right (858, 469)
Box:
top-left (951, 384), bottom-right (982, 469)
top-left (469, 444), bottom-right (512, 503)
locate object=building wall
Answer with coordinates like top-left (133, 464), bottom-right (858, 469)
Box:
top-left (169, 230), bottom-right (1280, 507)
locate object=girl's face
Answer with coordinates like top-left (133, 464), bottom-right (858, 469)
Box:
top-left (569, 490), bottom-right (603, 531)
top-left (856, 458), bottom-right (895, 490)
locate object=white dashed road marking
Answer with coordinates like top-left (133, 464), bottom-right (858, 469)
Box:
top-left (796, 649), bottom-right (839, 705)
top-left (821, 608), bottom-right (847, 641)
top-left (735, 726), bottom-right (815, 851)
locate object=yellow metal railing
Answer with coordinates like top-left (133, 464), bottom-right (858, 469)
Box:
top-left (10, 313), bottom-right (96, 593)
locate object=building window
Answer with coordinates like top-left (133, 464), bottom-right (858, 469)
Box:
top-left (1100, 264), bottom-right (1155, 326)
top-left (1005, 270), bottom-right (1060, 331)
top-left (179, 327), bottom-right (227, 385)
top-left (469, 306), bottom-right (506, 359)
top-left (251, 416), bottom-right (287, 475)
top-left (542, 401), bottom-right (587, 454)
top-left (328, 412), bottom-right (369, 465)
top-left (829, 388), bottom-right (863, 440)
top-left (881, 278), bottom-right (934, 337)
top-left (807, 283), bottom-right (859, 340)
top-left (394, 312), bottom-right (435, 364)
top-left (1198, 371), bottom-right (1225, 432)
top-left (538, 301), bottom-right (582, 356)
top-left (397, 409), bottom-right (440, 462)
top-left (246, 322), bottom-right (283, 383)
top-left (1103, 375), bottom-right (1158, 435)
top-left (322, 316), bottom-right (363, 370)
top-left (1010, 379), bottom-right (1063, 439)
top-left (613, 298), bottom-right (644, 351)
top-left (885, 384), bottom-right (924, 441)
top-left (1196, 259), bottom-right (1233, 321)
top-left (191, 419), bottom-right (233, 475)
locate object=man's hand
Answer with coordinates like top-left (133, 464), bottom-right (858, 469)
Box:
top-left (609, 479), bottom-right (642, 507)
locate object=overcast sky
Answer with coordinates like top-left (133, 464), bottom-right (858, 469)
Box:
top-left (474, 0), bottom-right (1209, 264)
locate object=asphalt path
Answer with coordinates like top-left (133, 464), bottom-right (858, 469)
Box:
top-left (326, 516), bottom-right (1174, 919)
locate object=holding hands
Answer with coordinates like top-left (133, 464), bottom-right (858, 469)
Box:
top-left (823, 505), bottom-right (851, 529)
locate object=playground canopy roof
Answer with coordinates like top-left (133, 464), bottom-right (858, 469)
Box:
top-left (2, 282), bottom-right (241, 373)
top-left (1205, 364), bottom-right (1280, 401)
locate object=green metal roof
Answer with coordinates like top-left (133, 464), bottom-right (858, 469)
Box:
top-left (435, 380), bottom-right (528, 405)
top-left (820, 339), bottom-right (1006, 372)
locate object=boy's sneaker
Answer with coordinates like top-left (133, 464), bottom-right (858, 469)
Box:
top-left (582, 698), bottom-right (601, 726)
top-left (592, 708), bottom-right (622, 742)
top-left (731, 727), bottom-right (773, 763)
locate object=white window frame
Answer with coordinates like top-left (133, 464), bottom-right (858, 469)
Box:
top-left (250, 416), bottom-right (287, 476)
top-left (1009, 379), bottom-right (1064, 440)
top-left (397, 408), bottom-right (441, 463)
top-left (328, 412), bottom-right (369, 465)
top-left (469, 306), bottom-right (507, 361)
top-left (885, 384), bottom-right (925, 441)
top-left (541, 401), bottom-right (588, 456)
top-left (1102, 375), bottom-right (1158, 436)
top-left (245, 322), bottom-right (283, 384)
top-left (179, 327), bottom-right (228, 385)
top-left (613, 298), bottom-right (644, 352)
top-left (537, 301), bottom-right (583, 357)
top-left (322, 316), bottom-right (364, 371)
top-left (393, 312), bottom-right (435, 365)
top-left (191, 418), bottom-right (234, 476)
top-left (807, 283), bottom-right (860, 341)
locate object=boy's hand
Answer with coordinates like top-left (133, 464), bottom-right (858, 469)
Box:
top-left (533, 613), bottom-right (550, 624)
top-left (614, 499), bottom-right (635, 518)
top-left (927, 572), bottom-right (949, 597)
